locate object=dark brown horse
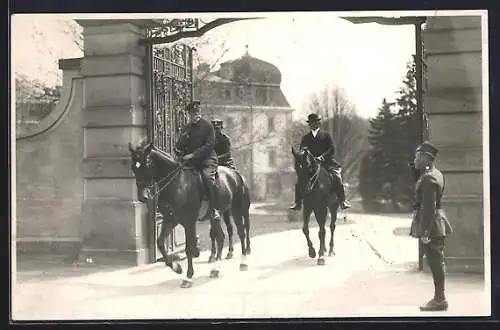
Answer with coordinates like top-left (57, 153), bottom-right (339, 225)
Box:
top-left (207, 172), bottom-right (252, 264)
top-left (129, 142), bottom-right (251, 288)
top-left (292, 146), bottom-right (341, 265)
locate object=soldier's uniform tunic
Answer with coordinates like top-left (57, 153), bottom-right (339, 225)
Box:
top-left (410, 141), bottom-right (453, 311)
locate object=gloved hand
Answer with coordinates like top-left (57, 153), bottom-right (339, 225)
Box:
top-left (182, 153), bottom-right (194, 161)
top-left (315, 155), bottom-right (325, 162)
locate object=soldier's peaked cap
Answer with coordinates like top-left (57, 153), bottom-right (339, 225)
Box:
top-left (416, 140), bottom-right (438, 158)
top-left (211, 118), bottom-right (223, 127)
top-left (306, 113), bottom-right (321, 123)
top-left (186, 100), bottom-right (201, 113)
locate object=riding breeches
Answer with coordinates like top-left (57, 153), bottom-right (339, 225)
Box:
top-left (200, 158), bottom-right (219, 209)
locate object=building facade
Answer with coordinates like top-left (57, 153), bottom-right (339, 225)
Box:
top-left (196, 50), bottom-right (295, 201)
top-left (423, 16), bottom-right (485, 273)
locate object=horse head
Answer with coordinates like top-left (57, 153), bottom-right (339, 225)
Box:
top-left (129, 141), bottom-right (155, 203)
top-left (292, 146), bottom-right (317, 175)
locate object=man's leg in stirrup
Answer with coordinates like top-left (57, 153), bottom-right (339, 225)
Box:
top-left (330, 168), bottom-right (351, 210)
top-left (290, 181), bottom-right (302, 210)
top-left (202, 163), bottom-right (221, 220)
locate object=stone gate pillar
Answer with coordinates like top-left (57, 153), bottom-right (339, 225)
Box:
top-left (76, 20), bottom-right (151, 265)
top-left (423, 16), bottom-right (485, 273)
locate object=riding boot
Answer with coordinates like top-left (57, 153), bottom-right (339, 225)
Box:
top-left (333, 173), bottom-right (351, 210)
top-left (208, 181), bottom-right (222, 221)
top-left (290, 182), bottom-right (302, 210)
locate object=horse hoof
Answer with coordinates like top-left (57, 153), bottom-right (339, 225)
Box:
top-left (173, 263), bottom-right (183, 274)
top-left (308, 248), bottom-right (316, 259)
top-left (317, 258), bottom-right (326, 266)
top-left (180, 279), bottom-right (193, 288)
top-left (246, 247), bottom-right (252, 255)
top-left (328, 251), bottom-right (335, 257)
top-left (226, 252), bottom-right (233, 260)
top-left (208, 255), bottom-right (215, 263)
top-left (239, 263), bottom-right (248, 271)
top-left (210, 269), bottom-right (220, 278)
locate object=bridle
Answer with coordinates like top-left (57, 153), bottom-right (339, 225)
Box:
top-left (132, 149), bottom-right (185, 200)
top-left (296, 148), bottom-right (321, 194)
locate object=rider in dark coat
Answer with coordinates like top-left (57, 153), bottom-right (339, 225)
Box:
top-left (174, 100), bottom-right (221, 220)
top-left (410, 141), bottom-right (453, 311)
top-left (290, 113), bottom-right (351, 211)
top-left (211, 119), bottom-right (236, 170)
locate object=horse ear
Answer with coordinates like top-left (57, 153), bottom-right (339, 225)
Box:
top-left (291, 146), bottom-right (298, 157)
top-left (144, 142), bottom-right (154, 154)
top-left (128, 142), bottom-right (134, 153)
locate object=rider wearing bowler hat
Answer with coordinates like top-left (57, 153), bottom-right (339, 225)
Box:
top-left (174, 100), bottom-right (221, 221)
top-left (290, 113), bottom-right (351, 211)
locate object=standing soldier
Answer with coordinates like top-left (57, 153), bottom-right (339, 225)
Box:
top-left (211, 119), bottom-right (236, 170)
top-left (174, 100), bottom-right (221, 221)
top-left (290, 113), bottom-right (351, 211)
top-left (410, 141), bottom-right (453, 311)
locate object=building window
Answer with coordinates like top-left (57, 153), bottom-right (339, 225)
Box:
top-left (268, 150), bottom-right (277, 167)
top-left (241, 117), bottom-right (249, 131)
top-left (222, 89), bottom-right (231, 101)
top-left (256, 88), bottom-right (267, 105)
top-left (268, 115), bottom-right (275, 133)
top-left (226, 116), bottom-right (234, 130)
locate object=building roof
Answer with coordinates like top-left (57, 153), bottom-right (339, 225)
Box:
top-left (217, 50), bottom-right (282, 85)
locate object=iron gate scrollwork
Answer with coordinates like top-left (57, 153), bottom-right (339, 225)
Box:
top-left (145, 43), bottom-right (194, 262)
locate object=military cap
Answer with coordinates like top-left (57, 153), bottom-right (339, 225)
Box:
top-left (186, 100), bottom-right (201, 113)
top-left (306, 113), bottom-right (321, 123)
top-left (211, 118), bottom-right (224, 128)
top-left (416, 140), bottom-right (438, 159)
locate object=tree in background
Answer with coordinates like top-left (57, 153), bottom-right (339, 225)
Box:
top-left (358, 57), bottom-right (418, 212)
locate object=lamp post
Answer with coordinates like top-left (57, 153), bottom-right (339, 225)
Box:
top-left (341, 16), bottom-right (427, 271)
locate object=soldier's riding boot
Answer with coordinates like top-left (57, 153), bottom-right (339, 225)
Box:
top-left (290, 182), bottom-right (302, 210)
top-left (207, 180), bottom-right (222, 221)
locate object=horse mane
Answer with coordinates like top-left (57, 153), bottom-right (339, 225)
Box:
top-left (150, 148), bottom-right (179, 168)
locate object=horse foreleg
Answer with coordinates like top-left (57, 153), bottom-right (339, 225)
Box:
top-left (208, 224), bottom-right (217, 263)
top-left (328, 203), bottom-right (339, 257)
top-left (223, 211), bottom-right (234, 259)
top-left (302, 206), bottom-right (315, 258)
top-left (314, 207), bottom-right (327, 265)
top-left (157, 219), bottom-right (183, 274)
top-left (181, 221), bottom-right (197, 288)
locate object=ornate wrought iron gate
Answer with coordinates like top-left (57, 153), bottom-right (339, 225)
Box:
top-left (144, 43), bottom-right (194, 262)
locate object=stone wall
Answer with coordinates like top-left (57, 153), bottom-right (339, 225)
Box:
top-left (423, 15), bottom-right (485, 273)
top-left (16, 59), bottom-right (84, 258)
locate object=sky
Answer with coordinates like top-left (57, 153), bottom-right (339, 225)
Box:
top-left (11, 13), bottom-right (416, 119)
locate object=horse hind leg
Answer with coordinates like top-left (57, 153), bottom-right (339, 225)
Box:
top-left (241, 198), bottom-right (251, 255)
top-left (208, 223), bottom-right (217, 263)
top-left (328, 203), bottom-right (339, 257)
top-left (232, 209), bottom-right (249, 271)
top-left (223, 211), bottom-right (234, 259)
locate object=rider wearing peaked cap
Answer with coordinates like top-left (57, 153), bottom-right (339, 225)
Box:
top-left (174, 100), bottom-right (222, 221)
top-left (211, 119), bottom-right (236, 170)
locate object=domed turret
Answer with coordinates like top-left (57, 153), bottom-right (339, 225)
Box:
top-left (218, 46), bottom-right (282, 85)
